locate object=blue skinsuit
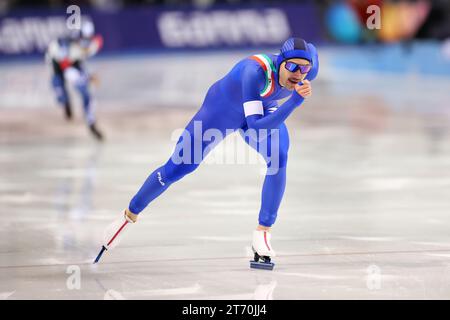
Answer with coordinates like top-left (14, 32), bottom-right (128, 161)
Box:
top-left (129, 46), bottom-right (319, 227)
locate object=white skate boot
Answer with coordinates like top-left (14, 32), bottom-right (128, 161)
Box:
top-left (93, 209), bottom-right (138, 263)
top-left (250, 230), bottom-right (276, 270)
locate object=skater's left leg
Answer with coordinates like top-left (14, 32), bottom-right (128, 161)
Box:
top-left (128, 99), bottom-right (237, 215)
top-left (241, 123), bottom-right (289, 268)
top-left (94, 85), bottom-right (241, 263)
top-left (65, 67), bottom-right (103, 140)
top-left (77, 77), bottom-right (103, 140)
top-left (241, 122), bottom-right (290, 229)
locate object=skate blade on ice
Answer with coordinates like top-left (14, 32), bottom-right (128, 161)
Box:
top-left (250, 249), bottom-right (275, 270)
top-left (250, 260), bottom-right (275, 270)
top-left (93, 213), bottom-right (131, 264)
top-left (93, 246), bottom-right (107, 264)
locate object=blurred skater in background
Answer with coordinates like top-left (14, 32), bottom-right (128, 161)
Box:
top-left (45, 19), bottom-right (104, 140)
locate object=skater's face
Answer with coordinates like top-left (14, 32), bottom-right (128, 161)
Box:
top-left (279, 58), bottom-right (311, 90)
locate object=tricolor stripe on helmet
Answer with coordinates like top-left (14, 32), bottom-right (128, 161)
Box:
top-left (250, 54), bottom-right (276, 98)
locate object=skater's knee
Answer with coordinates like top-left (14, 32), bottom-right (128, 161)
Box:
top-left (276, 150), bottom-right (288, 169)
top-left (265, 145), bottom-right (288, 170)
top-left (76, 85), bottom-right (91, 104)
top-left (52, 80), bottom-right (68, 104)
top-left (269, 126), bottom-right (289, 169)
top-left (56, 92), bottom-right (68, 105)
top-left (266, 154), bottom-right (287, 177)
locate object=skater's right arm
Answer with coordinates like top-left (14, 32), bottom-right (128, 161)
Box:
top-left (77, 35), bottom-right (104, 60)
top-left (241, 66), bottom-right (306, 131)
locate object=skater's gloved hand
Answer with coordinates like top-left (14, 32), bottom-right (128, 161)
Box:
top-left (90, 73), bottom-right (100, 87)
top-left (295, 80), bottom-right (312, 98)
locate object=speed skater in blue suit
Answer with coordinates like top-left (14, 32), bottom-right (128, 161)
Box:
top-left (94, 38), bottom-right (319, 269)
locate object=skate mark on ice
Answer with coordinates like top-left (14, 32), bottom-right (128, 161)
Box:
top-left (0, 291), bottom-right (15, 300)
top-left (337, 236), bottom-right (400, 242)
top-left (2, 248), bottom-right (450, 269)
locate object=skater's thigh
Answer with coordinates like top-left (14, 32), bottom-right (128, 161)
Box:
top-left (52, 74), bottom-right (65, 88)
top-left (240, 122), bottom-right (290, 165)
top-left (169, 100), bottom-right (238, 166)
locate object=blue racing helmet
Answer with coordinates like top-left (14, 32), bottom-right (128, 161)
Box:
top-left (276, 37), bottom-right (313, 71)
top-left (69, 20), bottom-right (95, 41)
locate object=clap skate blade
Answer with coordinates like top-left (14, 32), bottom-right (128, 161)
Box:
top-left (93, 246), bottom-right (107, 264)
top-left (250, 252), bottom-right (275, 270)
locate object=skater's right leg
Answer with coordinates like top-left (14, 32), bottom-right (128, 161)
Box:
top-left (94, 155), bottom-right (202, 263)
top-left (128, 99), bottom-right (237, 216)
top-left (52, 74), bottom-right (72, 120)
top-left (94, 89), bottom-right (240, 263)
top-left (128, 159), bottom-right (200, 215)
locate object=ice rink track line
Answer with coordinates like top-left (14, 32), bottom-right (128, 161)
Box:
top-left (1, 248), bottom-right (450, 269)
